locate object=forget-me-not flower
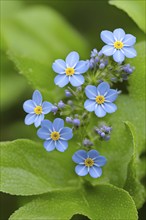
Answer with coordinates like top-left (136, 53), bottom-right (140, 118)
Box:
top-left (23, 90), bottom-right (52, 127)
top-left (52, 51), bottom-right (89, 87)
top-left (84, 82), bottom-right (118, 117)
top-left (37, 118), bottom-right (73, 152)
top-left (72, 149), bottom-right (106, 178)
top-left (100, 28), bottom-right (137, 63)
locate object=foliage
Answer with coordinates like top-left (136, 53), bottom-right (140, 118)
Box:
top-left (0, 0), bottom-right (145, 219)
top-left (109, 0), bottom-right (146, 33)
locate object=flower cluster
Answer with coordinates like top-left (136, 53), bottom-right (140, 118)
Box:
top-left (23, 28), bottom-right (136, 179)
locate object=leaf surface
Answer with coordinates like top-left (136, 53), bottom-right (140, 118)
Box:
top-left (109, 0), bottom-right (146, 33)
top-left (1, 6), bottom-right (89, 101)
top-left (124, 121), bottom-right (145, 209)
top-left (0, 139), bottom-right (78, 195)
top-left (9, 184), bottom-right (138, 220)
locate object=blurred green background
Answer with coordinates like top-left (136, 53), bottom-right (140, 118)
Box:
top-left (0, 0), bottom-right (145, 219)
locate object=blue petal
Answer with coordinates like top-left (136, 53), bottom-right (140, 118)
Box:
top-left (53, 118), bottom-right (64, 132)
top-left (84, 100), bottom-right (95, 112)
top-left (44, 140), bottom-right (55, 152)
top-left (41, 119), bottom-right (53, 131)
top-left (113, 28), bottom-right (125, 41)
top-left (85, 85), bottom-right (97, 99)
top-left (37, 127), bottom-right (51, 140)
top-left (113, 50), bottom-right (125, 63)
top-left (24, 113), bottom-right (37, 125)
top-left (32, 90), bottom-right (42, 105)
top-left (55, 140), bottom-right (68, 152)
top-left (70, 74), bottom-right (84, 87)
top-left (122, 47), bottom-right (137, 58)
top-left (34, 114), bottom-right (44, 128)
top-left (105, 89), bottom-right (118, 102)
top-left (100, 30), bottom-right (114, 44)
top-left (60, 127), bottom-right (73, 140)
top-left (97, 82), bottom-right (110, 95)
top-left (94, 156), bottom-right (107, 167)
top-left (87, 150), bottom-right (99, 160)
top-left (89, 166), bottom-right (102, 178)
top-left (54, 74), bottom-right (69, 87)
top-left (95, 105), bottom-right (106, 117)
top-left (65, 51), bottom-right (79, 68)
top-left (103, 102), bottom-right (117, 113)
top-left (72, 150), bottom-right (87, 163)
top-left (75, 165), bottom-right (88, 176)
top-left (75, 60), bottom-right (89, 73)
top-left (52, 59), bottom-right (66, 74)
top-left (123, 34), bottom-right (136, 46)
top-left (42, 101), bottom-right (52, 114)
top-left (102, 45), bottom-right (116, 56)
top-left (23, 100), bottom-right (35, 113)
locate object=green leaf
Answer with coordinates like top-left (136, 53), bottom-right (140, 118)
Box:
top-left (1, 6), bottom-right (89, 101)
top-left (123, 121), bottom-right (145, 209)
top-left (118, 41), bottom-right (145, 154)
top-left (1, 51), bottom-right (28, 111)
top-left (9, 184), bottom-right (138, 220)
top-left (109, 0), bottom-right (146, 33)
top-left (83, 42), bottom-right (145, 208)
top-left (0, 139), bottom-right (78, 196)
top-left (87, 115), bottom-right (134, 188)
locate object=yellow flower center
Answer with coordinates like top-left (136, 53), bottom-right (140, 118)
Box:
top-left (114, 41), bottom-right (123, 49)
top-left (50, 131), bottom-right (60, 141)
top-left (84, 158), bottom-right (94, 167)
top-left (96, 95), bottom-right (105, 104)
top-left (65, 67), bottom-right (75, 76)
top-left (34, 106), bottom-right (42, 115)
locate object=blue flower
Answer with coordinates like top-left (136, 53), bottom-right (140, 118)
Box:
top-left (72, 149), bottom-right (106, 178)
top-left (23, 90), bottom-right (52, 127)
top-left (100, 28), bottom-right (137, 63)
top-left (37, 118), bottom-right (73, 152)
top-left (84, 82), bottom-right (118, 117)
top-left (52, 51), bottom-right (89, 87)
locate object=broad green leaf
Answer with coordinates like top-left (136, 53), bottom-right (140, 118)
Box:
top-left (118, 41), bottom-right (146, 154)
top-left (9, 184), bottom-right (138, 220)
top-left (124, 121), bottom-right (145, 209)
top-left (81, 42), bottom-right (145, 208)
top-left (1, 51), bottom-right (28, 111)
top-left (109, 0), bottom-right (146, 33)
top-left (0, 0), bottom-right (22, 19)
top-left (0, 139), bottom-right (78, 195)
top-left (1, 6), bottom-right (89, 101)
top-left (85, 115), bottom-right (134, 188)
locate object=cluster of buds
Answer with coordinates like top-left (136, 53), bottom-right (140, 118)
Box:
top-left (89, 48), bottom-right (108, 70)
top-left (95, 125), bottom-right (112, 141)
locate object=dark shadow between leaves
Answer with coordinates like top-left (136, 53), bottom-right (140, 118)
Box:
top-left (70, 214), bottom-right (90, 220)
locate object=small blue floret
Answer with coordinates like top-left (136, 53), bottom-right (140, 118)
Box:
top-left (100, 28), bottom-right (137, 63)
top-left (23, 90), bottom-right (52, 127)
top-left (52, 51), bottom-right (89, 87)
top-left (84, 82), bottom-right (118, 117)
top-left (72, 149), bottom-right (106, 178)
top-left (37, 118), bottom-right (73, 152)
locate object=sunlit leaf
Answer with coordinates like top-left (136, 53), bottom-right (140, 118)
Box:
top-left (0, 139), bottom-right (78, 195)
top-left (1, 6), bottom-right (89, 102)
top-left (123, 121), bottom-right (145, 209)
top-left (109, 0), bottom-right (146, 33)
top-left (9, 184), bottom-right (138, 220)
